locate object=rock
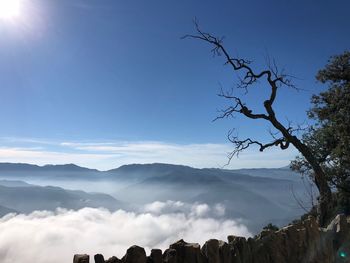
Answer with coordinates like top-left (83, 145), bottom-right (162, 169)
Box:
top-left (322, 214), bottom-right (350, 261)
top-left (202, 239), bottom-right (232, 263)
top-left (227, 237), bottom-right (241, 263)
top-left (227, 236), bottom-right (251, 263)
top-left (94, 254), bottom-right (105, 263)
top-left (202, 239), bottom-right (220, 263)
top-left (106, 256), bottom-right (122, 263)
top-left (74, 254), bottom-right (90, 263)
top-left (123, 245), bottom-right (147, 263)
top-left (226, 236), bottom-right (236, 244)
top-left (327, 214), bottom-right (348, 236)
top-left (163, 249), bottom-right (177, 263)
top-left (257, 229), bottom-right (274, 239)
top-left (148, 249), bottom-right (162, 263)
top-left (218, 240), bottom-right (233, 263)
top-left (169, 239), bottom-right (204, 263)
top-left (72, 214), bottom-right (350, 263)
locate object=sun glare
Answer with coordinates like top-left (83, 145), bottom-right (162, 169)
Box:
top-left (0, 0), bottom-right (21, 20)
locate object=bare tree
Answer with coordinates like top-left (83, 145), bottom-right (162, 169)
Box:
top-left (183, 22), bottom-right (333, 226)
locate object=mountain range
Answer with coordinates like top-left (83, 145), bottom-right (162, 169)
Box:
top-left (0, 162), bottom-right (310, 233)
top-left (0, 179), bottom-right (122, 217)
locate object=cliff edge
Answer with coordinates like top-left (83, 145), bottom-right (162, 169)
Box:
top-left (74, 214), bottom-right (350, 263)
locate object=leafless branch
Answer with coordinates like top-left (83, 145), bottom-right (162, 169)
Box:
top-left (213, 90), bottom-right (269, 121)
top-left (183, 20), bottom-right (333, 226)
top-left (226, 129), bottom-right (290, 161)
top-left (183, 20), bottom-right (296, 105)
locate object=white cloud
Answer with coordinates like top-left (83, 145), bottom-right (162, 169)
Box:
top-left (143, 200), bottom-right (185, 214)
top-left (0, 204), bottom-right (251, 263)
top-left (143, 201), bottom-right (214, 218)
top-left (191, 203), bottom-right (210, 217)
top-left (0, 138), bottom-right (298, 170)
top-left (214, 204), bottom-right (226, 217)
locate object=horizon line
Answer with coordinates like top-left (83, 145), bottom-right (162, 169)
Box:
top-left (0, 161), bottom-right (290, 172)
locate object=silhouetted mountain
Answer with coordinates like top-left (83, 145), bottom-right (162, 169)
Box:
top-left (0, 182), bottom-right (122, 214)
top-left (0, 163), bottom-right (101, 180)
top-left (0, 162), bottom-right (98, 172)
top-left (41, 163), bottom-right (99, 172)
top-left (0, 204), bottom-right (17, 216)
top-left (0, 162), bottom-right (307, 232)
top-left (0, 179), bottom-right (32, 187)
top-left (106, 163), bottom-right (198, 182)
top-left (0, 162), bottom-right (302, 182)
top-left (107, 163), bottom-right (306, 232)
top-left (106, 163), bottom-right (300, 187)
top-left (108, 163), bottom-right (192, 174)
top-left (0, 163), bottom-right (43, 171)
top-left (230, 167), bottom-right (301, 181)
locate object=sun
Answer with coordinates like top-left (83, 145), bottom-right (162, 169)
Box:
top-left (0, 0), bottom-right (21, 20)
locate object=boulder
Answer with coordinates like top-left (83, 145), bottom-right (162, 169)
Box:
top-left (94, 254), bottom-right (105, 263)
top-left (123, 245), bottom-right (147, 263)
top-left (227, 236), bottom-right (251, 263)
top-left (163, 249), bottom-right (177, 263)
top-left (72, 214), bottom-right (350, 263)
top-left (105, 256), bottom-right (121, 263)
top-left (148, 249), bottom-right (162, 263)
top-left (74, 254), bottom-right (90, 263)
top-left (218, 240), bottom-right (233, 263)
top-left (169, 239), bottom-right (205, 263)
top-left (202, 239), bottom-right (220, 263)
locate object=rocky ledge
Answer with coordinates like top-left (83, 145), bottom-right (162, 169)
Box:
top-left (74, 214), bottom-right (350, 263)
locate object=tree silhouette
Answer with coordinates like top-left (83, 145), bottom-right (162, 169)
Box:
top-left (292, 51), bottom-right (350, 214)
top-left (184, 22), bottom-right (333, 226)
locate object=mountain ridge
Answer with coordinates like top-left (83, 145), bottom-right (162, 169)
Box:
top-left (0, 162), bottom-right (291, 174)
top-left (0, 181), bottom-right (122, 214)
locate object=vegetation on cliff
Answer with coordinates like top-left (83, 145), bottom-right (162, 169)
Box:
top-left (292, 51), bottom-right (350, 218)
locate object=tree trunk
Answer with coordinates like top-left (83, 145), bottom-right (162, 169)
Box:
top-left (291, 138), bottom-right (333, 226)
top-left (268, 112), bottom-right (333, 226)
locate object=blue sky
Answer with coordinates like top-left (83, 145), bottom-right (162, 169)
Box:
top-left (0, 0), bottom-right (349, 169)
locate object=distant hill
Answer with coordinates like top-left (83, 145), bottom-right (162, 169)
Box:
top-left (0, 163), bottom-right (101, 180)
top-left (0, 179), bottom-right (32, 187)
top-left (0, 162), bottom-right (302, 182)
top-left (0, 180), bottom-right (122, 214)
top-left (0, 162), bottom-right (307, 232)
top-left (229, 167), bottom-right (301, 181)
top-left (106, 163), bottom-right (301, 185)
top-left (105, 163), bottom-right (199, 182)
top-left (105, 163), bottom-right (306, 232)
top-left (0, 204), bottom-right (17, 217)
top-left (0, 163), bottom-right (97, 172)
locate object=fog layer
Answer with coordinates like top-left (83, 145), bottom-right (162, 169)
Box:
top-left (0, 202), bottom-right (250, 263)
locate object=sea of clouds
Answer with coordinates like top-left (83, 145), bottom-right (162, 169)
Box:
top-left (0, 201), bottom-right (251, 263)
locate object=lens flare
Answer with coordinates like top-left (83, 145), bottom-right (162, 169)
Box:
top-left (0, 0), bottom-right (21, 20)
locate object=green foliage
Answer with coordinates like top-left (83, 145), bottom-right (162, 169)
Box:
top-left (291, 51), bottom-right (350, 195)
top-left (336, 190), bottom-right (350, 215)
top-left (263, 223), bottom-right (279, 231)
top-left (290, 219), bottom-right (301, 225)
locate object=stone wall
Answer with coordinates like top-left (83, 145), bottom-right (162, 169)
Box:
top-left (74, 214), bottom-right (350, 263)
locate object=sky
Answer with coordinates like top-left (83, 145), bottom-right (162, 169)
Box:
top-left (0, 0), bottom-right (349, 170)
